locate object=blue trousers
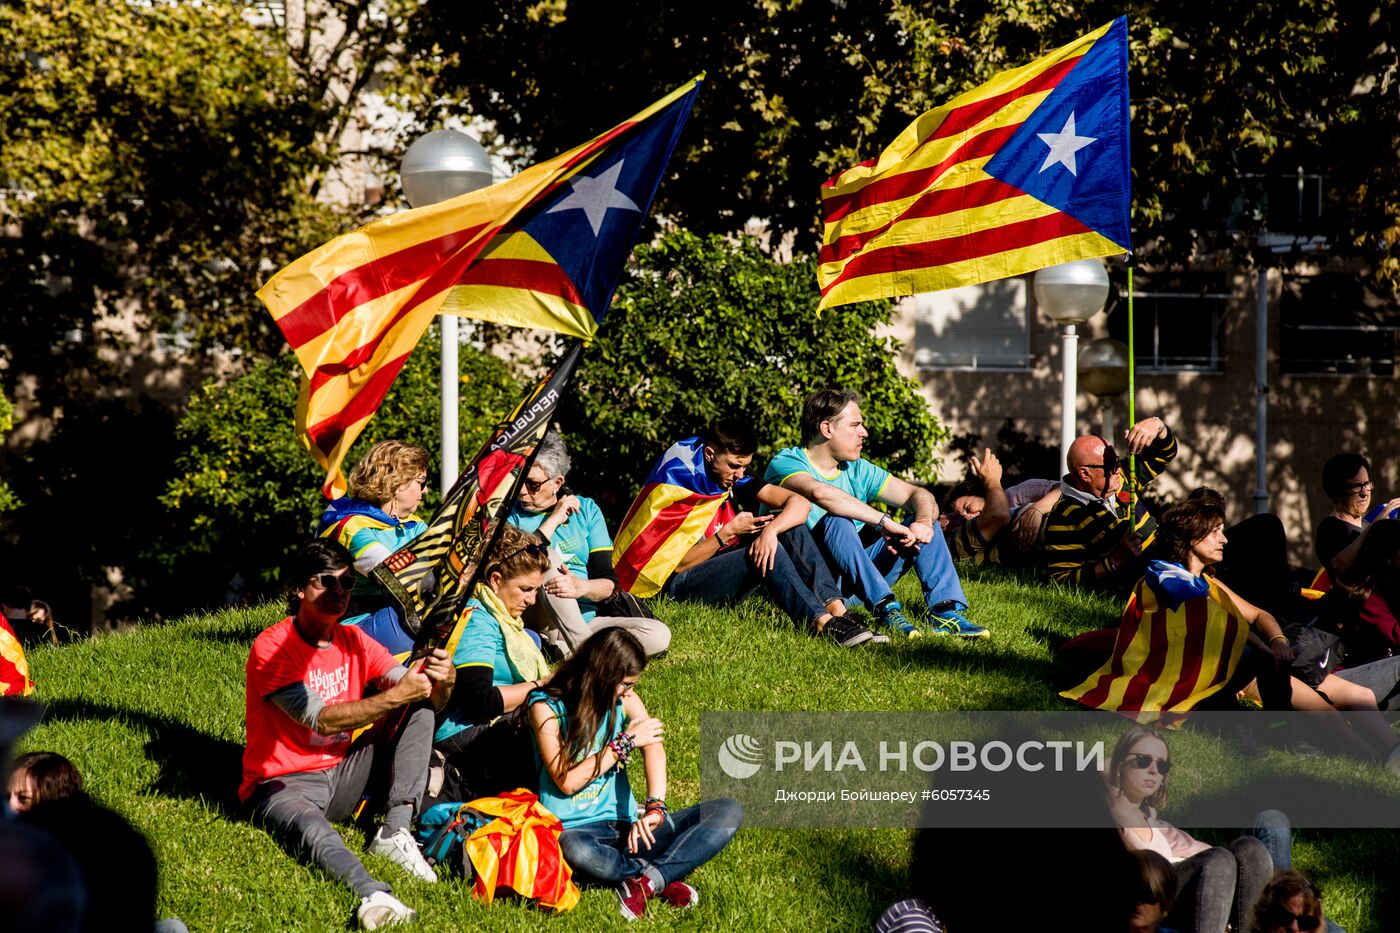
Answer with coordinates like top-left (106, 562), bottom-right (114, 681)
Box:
top-left (558, 797), bottom-right (743, 890)
top-left (668, 525), bottom-right (840, 629)
top-left (811, 515), bottom-right (967, 611)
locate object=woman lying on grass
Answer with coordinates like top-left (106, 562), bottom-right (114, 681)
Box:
top-left (527, 627), bottom-right (743, 921)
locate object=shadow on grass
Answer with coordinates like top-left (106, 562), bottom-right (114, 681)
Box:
top-left (41, 697), bottom-right (244, 817)
top-left (183, 626), bottom-right (263, 646)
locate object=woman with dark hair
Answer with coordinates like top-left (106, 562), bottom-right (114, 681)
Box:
top-left (1250, 870), bottom-right (1329, 933)
top-left (1315, 453), bottom-right (1400, 578)
top-left (1130, 849), bottom-right (1180, 933)
top-left (317, 440), bottom-right (432, 655)
top-left (527, 627), bottom-right (742, 920)
top-left (7, 750), bottom-right (83, 814)
top-left (431, 524), bottom-right (556, 801)
top-left (1103, 727), bottom-right (1341, 933)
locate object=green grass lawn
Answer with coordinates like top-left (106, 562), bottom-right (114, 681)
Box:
top-left (16, 565), bottom-right (1395, 931)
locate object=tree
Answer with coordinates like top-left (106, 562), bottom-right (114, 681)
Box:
top-left (158, 328), bottom-right (522, 613)
top-left (413, 1), bottom-right (1400, 290)
top-left (557, 230), bottom-right (945, 519)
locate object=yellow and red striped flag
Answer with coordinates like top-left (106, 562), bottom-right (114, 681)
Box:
top-left (817, 18), bottom-right (1131, 309)
top-left (1061, 562), bottom-right (1249, 719)
top-left (465, 789), bottom-right (580, 911)
top-left (258, 78), bottom-right (701, 496)
top-left (0, 617), bottom-right (34, 697)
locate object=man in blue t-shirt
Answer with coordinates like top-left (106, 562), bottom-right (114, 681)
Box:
top-left (510, 433), bottom-right (671, 659)
top-left (764, 389), bottom-right (987, 639)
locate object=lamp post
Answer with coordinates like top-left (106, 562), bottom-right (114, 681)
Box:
top-left (400, 129), bottom-right (494, 495)
top-left (1033, 259), bottom-right (1111, 475)
top-left (1078, 338), bottom-right (1130, 444)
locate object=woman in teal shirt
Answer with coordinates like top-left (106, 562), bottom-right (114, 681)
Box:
top-left (527, 628), bottom-right (742, 920)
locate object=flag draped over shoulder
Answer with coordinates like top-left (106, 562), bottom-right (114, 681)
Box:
top-left (817, 17), bottom-right (1130, 310)
top-left (465, 789), bottom-right (580, 911)
top-left (0, 617), bottom-right (34, 697)
top-left (258, 77), bottom-right (703, 496)
top-left (1061, 561), bottom-right (1249, 719)
top-left (612, 437), bottom-right (735, 598)
top-left (373, 344), bottom-right (584, 656)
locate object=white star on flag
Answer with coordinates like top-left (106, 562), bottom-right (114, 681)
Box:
top-left (1036, 112), bottom-right (1097, 176)
top-left (546, 160), bottom-right (641, 235)
top-left (659, 441), bottom-right (700, 474)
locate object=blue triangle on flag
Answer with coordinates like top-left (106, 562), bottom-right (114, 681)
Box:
top-left (983, 17), bottom-right (1131, 252)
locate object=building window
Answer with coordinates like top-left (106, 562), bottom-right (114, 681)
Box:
top-left (1106, 274), bottom-right (1227, 373)
top-left (1280, 274), bottom-right (1398, 377)
top-left (910, 278), bottom-right (1030, 371)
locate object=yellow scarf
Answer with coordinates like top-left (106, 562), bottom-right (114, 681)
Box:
top-left (475, 583), bottom-right (551, 683)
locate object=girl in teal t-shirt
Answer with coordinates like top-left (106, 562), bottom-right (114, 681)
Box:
top-left (526, 628), bottom-right (743, 920)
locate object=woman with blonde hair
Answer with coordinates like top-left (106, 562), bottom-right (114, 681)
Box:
top-left (317, 440), bottom-right (431, 654)
top-left (431, 524), bottom-right (555, 802)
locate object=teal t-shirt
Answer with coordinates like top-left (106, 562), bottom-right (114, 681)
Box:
top-left (508, 497), bottom-right (613, 622)
top-left (434, 597), bottom-right (517, 743)
top-left (528, 690), bottom-right (638, 828)
top-left (763, 447), bottom-right (892, 530)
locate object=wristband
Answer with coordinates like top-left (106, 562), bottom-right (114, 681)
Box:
top-left (877, 514), bottom-right (890, 531)
top-left (644, 796), bottom-right (668, 815)
top-left (608, 731), bottom-right (636, 770)
top-left (715, 526), bottom-right (732, 547)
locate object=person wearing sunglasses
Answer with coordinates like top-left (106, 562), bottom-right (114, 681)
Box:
top-left (508, 432), bottom-right (671, 659)
top-left (431, 524), bottom-right (556, 803)
top-left (317, 440), bottom-right (432, 657)
top-left (1042, 415), bottom-right (1178, 591)
top-left (1107, 726), bottom-right (1293, 933)
top-left (1248, 870), bottom-right (1331, 933)
top-left (242, 539), bottom-right (457, 930)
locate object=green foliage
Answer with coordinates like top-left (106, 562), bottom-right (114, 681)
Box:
top-left (159, 328), bottom-right (522, 606)
top-left (0, 390), bottom-right (18, 512)
top-left (559, 231), bottom-right (945, 509)
top-left (415, 1), bottom-right (1400, 292)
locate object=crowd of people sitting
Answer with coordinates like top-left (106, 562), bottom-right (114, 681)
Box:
top-left (5, 385), bottom-right (1394, 930)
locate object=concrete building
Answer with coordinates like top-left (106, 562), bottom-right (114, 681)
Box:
top-left (886, 261), bottom-right (1400, 566)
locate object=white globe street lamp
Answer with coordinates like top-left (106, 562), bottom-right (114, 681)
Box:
top-left (400, 130), bottom-right (494, 495)
top-left (1034, 259), bottom-right (1111, 475)
top-left (1078, 337), bottom-right (1130, 446)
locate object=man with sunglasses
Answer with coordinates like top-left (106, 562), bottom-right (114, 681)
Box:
top-left (1042, 416), bottom-right (1177, 589)
top-left (241, 540), bottom-right (456, 930)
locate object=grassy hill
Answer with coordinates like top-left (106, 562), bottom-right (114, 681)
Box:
top-left (16, 566), bottom-right (1395, 931)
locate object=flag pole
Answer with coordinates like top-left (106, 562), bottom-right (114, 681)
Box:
top-left (1126, 264), bottom-right (1137, 526)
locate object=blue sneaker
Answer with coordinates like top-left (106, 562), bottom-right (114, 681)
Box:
top-left (929, 607), bottom-right (989, 639)
top-left (877, 602), bottom-right (920, 638)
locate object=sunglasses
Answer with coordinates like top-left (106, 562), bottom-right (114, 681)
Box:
top-left (1084, 444), bottom-right (1120, 475)
top-left (1263, 907), bottom-right (1320, 931)
top-left (1344, 480), bottom-right (1374, 494)
top-left (522, 475), bottom-right (553, 493)
top-left (311, 572), bottom-right (354, 593)
top-left (497, 541), bottom-right (548, 564)
top-left (1125, 753), bottom-right (1172, 775)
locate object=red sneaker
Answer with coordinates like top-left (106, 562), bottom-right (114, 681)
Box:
top-left (660, 880), bottom-right (699, 908)
top-left (616, 875), bottom-right (654, 920)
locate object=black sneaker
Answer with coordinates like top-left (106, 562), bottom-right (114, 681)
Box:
top-left (823, 616), bottom-right (878, 647)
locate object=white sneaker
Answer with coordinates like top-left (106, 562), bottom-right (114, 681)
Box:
top-left (367, 827), bottom-right (438, 883)
top-left (357, 890), bottom-right (416, 930)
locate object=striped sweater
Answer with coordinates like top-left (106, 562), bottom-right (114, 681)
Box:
top-left (1042, 428), bottom-right (1178, 588)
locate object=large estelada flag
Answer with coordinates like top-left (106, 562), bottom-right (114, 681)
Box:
top-left (465, 789), bottom-right (579, 911)
top-left (612, 437), bottom-right (740, 598)
top-left (258, 77), bottom-right (702, 496)
top-left (0, 617), bottom-right (34, 697)
top-left (1061, 561), bottom-right (1249, 720)
top-left (817, 18), bottom-right (1130, 310)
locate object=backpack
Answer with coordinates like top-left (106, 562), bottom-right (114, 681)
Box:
top-left (414, 802), bottom-right (492, 880)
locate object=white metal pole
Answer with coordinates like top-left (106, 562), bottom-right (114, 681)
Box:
top-left (1101, 400), bottom-right (1117, 449)
top-left (441, 315), bottom-right (459, 496)
top-left (1254, 265), bottom-right (1269, 514)
top-left (1060, 323), bottom-right (1079, 476)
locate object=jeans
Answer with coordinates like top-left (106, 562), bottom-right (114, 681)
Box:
top-left (1336, 655), bottom-right (1400, 711)
top-left (247, 705), bottom-right (434, 897)
top-left (811, 515), bottom-right (968, 611)
top-left (558, 797), bottom-right (743, 890)
top-left (667, 526), bottom-right (836, 629)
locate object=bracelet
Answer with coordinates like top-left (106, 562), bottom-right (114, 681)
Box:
top-left (1269, 634), bottom-right (1290, 644)
top-left (715, 526), bottom-right (732, 547)
top-left (877, 514), bottom-right (890, 531)
top-left (608, 732), bottom-right (635, 770)
top-left (643, 796), bottom-right (668, 815)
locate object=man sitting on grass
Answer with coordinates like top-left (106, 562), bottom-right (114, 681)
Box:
top-left (613, 418), bottom-right (880, 647)
top-left (940, 456), bottom-right (1062, 568)
top-left (240, 540), bottom-right (455, 930)
top-left (1041, 416), bottom-right (1177, 591)
top-left (764, 388), bottom-right (986, 639)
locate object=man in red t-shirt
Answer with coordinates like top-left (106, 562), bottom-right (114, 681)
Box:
top-left (242, 540), bottom-right (455, 930)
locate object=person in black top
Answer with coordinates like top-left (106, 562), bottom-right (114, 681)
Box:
top-left (664, 418), bottom-right (883, 648)
top-left (1315, 453), bottom-right (1400, 577)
